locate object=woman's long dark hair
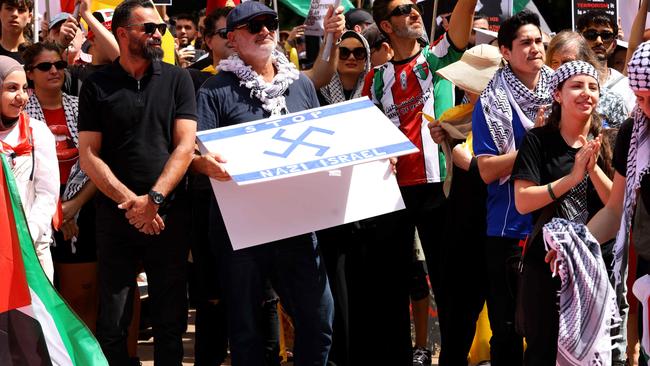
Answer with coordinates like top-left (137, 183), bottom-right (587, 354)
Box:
top-left (546, 80), bottom-right (614, 178)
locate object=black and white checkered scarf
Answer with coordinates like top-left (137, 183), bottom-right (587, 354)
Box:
top-left (543, 218), bottom-right (620, 366)
top-left (218, 48), bottom-right (299, 116)
top-left (549, 61), bottom-right (599, 92)
top-left (479, 64), bottom-right (552, 183)
top-left (612, 42), bottom-right (650, 288)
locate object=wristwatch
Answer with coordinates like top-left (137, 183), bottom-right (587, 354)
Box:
top-left (148, 190), bottom-right (165, 205)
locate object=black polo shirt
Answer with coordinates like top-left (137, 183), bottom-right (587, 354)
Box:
top-left (78, 58), bottom-right (197, 196)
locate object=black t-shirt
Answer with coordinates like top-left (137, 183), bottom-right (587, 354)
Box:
top-left (0, 44), bottom-right (24, 63)
top-left (512, 126), bottom-right (598, 262)
top-left (613, 117), bottom-right (650, 212)
top-left (78, 59), bottom-right (198, 197)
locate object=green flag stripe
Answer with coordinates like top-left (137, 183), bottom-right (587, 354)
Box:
top-left (2, 156), bottom-right (108, 366)
top-left (514, 0), bottom-right (529, 13)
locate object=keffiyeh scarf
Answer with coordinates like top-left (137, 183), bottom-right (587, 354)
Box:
top-left (543, 218), bottom-right (620, 366)
top-left (479, 64), bottom-right (552, 184)
top-left (218, 49), bottom-right (300, 116)
top-left (612, 41), bottom-right (650, 288)
top-left (612, 106), bottom-right (650, 287)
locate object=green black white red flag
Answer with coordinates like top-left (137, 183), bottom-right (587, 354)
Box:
top-left (0, 155), bottom-right (108, 366)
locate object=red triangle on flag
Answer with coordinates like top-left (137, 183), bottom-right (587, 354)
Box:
top-left (0, 160), bottom-right (31, 314)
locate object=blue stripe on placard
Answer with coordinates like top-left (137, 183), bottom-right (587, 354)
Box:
top-left (231, 141), bottom-right (416, 183)
top-left (198, 98), bottom-right (375, 142)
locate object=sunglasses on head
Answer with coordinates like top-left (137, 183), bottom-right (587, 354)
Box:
top-left (339, 46), bottom-right (366, 61)
top-left (125, 22), bottom-right (167, 36)
top-left (215, 28), bottom-right (228, 39)
top-left (582, 29), bottom-right (615, 42)
top-left (236, 17), bottom-right (279, 34)
top-left (30, 60), bottom-right (67, 72)
top-left (387, 4), bottom-right (419, 19)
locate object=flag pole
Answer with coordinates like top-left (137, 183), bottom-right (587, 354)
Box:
top-left (33, 0), bottom-right (39, 43)
top-left (430, 0), bottom-right (439, 41)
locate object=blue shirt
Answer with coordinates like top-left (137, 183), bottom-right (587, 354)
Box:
top-left (472, 99), bottom-right (532, 239)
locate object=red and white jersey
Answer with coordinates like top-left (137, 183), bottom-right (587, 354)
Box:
top-left (362, 34), bottom-right (462, 186)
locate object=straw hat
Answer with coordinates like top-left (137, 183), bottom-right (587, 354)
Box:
top-left (436, 44), bottom-right (503, 95)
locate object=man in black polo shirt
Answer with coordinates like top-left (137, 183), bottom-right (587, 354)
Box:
top-left (77, 0), bottom-right (197, 364)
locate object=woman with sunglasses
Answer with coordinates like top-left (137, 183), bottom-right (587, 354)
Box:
top-left (0, 55), bottom-right (59, 280)
top-left (22, 41), bottom-right (99, 333)
top-left (318, 30), bottom-right (371, 105)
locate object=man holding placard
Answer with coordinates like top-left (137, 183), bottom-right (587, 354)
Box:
top-left (193, 2), bottom-right (345, 365)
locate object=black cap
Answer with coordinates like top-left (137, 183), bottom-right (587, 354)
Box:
top-left (345, 9), bottom-right (373, 30)
top-left (227, 2), bottom-right (277, 32)
top-left (361, 23), bottom-right (386, 48)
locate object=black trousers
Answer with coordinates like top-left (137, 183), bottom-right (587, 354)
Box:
top-left (484, 236), bottom-right (524, 366)
top-left (95, 196), bottom-right (190, 366)
top-left (438, 166), bottom-right (489, 366)
top-left (317, 224), bottom-right (353, 366)
top-left (189, 187), bottom-right (228, 366)
top-left (401, 183), bottom-right (449, 353)
top-left (346, 210), bottom-right (414, 366)
top-left (520, 260), bottom-right (560, 366)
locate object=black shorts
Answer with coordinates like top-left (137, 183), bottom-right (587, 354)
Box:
top-left (51, 200), bottom-right (97, 263)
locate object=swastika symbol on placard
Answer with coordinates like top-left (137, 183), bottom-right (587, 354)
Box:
top-left (263, 126), bottom-right (334, 158)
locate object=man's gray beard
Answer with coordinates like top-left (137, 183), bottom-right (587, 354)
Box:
top-left (394, 25), bottom-right (424, 39)
top-left (143, 45), bottom-right (164, 61)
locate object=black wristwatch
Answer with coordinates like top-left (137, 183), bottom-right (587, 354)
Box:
top-left (148, 190), bottom-right (165, 205)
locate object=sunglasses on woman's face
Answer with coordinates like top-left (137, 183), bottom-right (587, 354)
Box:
top-left (236, 17), bottom-right (279, 34)
top-left (582, 29), bottom-right (615, 43)
top-left (339, 46), bottom-right (367, 61)
top-left (387, 3), bottom-right (419, 19)
top-left (31, 60), bottom-right (68, 72)
top-left (215, 28), bottom-right (228, 40)
top-left (125, 22), bottom-right (168, 36)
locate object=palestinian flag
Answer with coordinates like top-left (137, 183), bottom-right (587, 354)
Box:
top-left (0, 156), bottom-right (108, 366)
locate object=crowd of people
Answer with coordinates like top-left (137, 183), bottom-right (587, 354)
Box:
top-left (0, 0), bottom-right (649, 365)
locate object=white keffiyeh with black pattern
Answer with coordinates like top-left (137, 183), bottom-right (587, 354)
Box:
top-left (611, 42), bottom-right (650, 288)
top-left (479, 64), bottom-right (553, 184)
top-left (218, 49), bottom-right (299, 116)
top-left (543, 218), bottom-right (620, 366)
top-left (612, 106), bottom-right (650, 288)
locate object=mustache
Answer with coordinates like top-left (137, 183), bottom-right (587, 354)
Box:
top-left (255, 34), bottom-right (275, 42)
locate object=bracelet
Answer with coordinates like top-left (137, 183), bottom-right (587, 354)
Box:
top-left (547, 183), bottom-right (557, 201)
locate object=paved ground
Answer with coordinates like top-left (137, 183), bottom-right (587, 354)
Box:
top-left (138, 310), bottom-right (441, 365)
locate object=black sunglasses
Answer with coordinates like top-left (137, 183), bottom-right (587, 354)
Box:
top-left (215, 28), bottom-right (228, 39)
top-left (339, 46), bottom-right (367, 61)
top-left (387, 4), bottom-right (419, 19)
top-left (236, 17), bottom-right (279, 34)
top-left (125, 22), bottom-right (167, 36)
top-left (582, 29), bottom-right (615, 43)
top-left (30, 60), bottom-right (67, 72)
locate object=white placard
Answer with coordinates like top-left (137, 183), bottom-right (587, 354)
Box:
top-left (303, 0), bottom-right (337, 36)
top-left (197, 97), bottom-right (418, 249)
top-left (210, 161), bottom-right (405, 250)
top-left (197, 97), bottom-right (418, 185)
